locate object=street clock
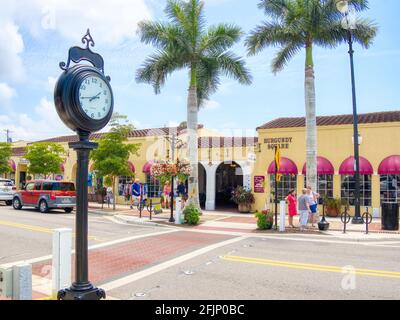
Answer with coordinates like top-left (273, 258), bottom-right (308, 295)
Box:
top-left (54, 29), bottom-right (114, 135)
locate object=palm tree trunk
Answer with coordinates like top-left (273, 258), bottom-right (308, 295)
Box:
top-left (305, 42), bottom-right (317, 193)
top-left (186, 84), bottom-right (200, 210)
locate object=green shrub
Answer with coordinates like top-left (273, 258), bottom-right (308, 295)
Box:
top-left (255, 210), bottom-right (274, 230)
top-left (184, 204), bottom-right (201, 225)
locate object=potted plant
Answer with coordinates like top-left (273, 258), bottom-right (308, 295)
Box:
top-left (325, 197), bottom-right (341, 217)
top-left (231, 186), bottom-right (255, 213)
top-left (255, 209), bottom-right (274, 230)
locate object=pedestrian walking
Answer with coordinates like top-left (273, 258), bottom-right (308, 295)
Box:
top-left (163, 181), bottom-right (171, 209)
top-left (106, 186), bottom-right (113, 208)
top-left (285, 189), bottom-right (297, 228)
top-left (307, 185), bottom-right (320, 228)
top-left (177, 181), bottom-right (187, 207)
top-left (298, 188), bottom-right (312, 231)
top-left (124, 182), bottom-right (131, 204)
top-left (130, 179), bottom-right (141, 209)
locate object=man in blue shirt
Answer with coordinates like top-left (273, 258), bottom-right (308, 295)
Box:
top-left (130, 179), bottom-right (141, 209)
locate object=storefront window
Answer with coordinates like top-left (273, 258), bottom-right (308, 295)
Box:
top-left (341, 175), bottom-right (371, 206)
top-left (380, 175), bottom-right (400, 204)
top-left (146, 174), bottom-right (162, 198)
top-left (270, 174), bottom-right (297, 202)
top-left (305, 175), bottom-right (334, 199)
top-left (118, 176), bottom-right (133, 196)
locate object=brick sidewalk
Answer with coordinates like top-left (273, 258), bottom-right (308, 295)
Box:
top-left (31, 231), bottom-right (233, 286)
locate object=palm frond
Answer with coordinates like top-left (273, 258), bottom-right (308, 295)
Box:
top-left (214, 52), bottom-right (252, 85)
top-left (137, 21), bottom-right (186, 50)
top-left (258, 0), bottom-right (291, 19)
top-left (271, 42), bottom-right (302, 74)
top-left (246, 21), bottom-right (303, 56)
top-left (314, 18), bottom-right (378, 49)
top-left (200, 23), bottom-right (243, 54)
top-left (165, 0), bottom-right (192, 32)
top-left (136, 50), bottom-right (187, 94)
top-left (196, 57), bottom-right (221, 107)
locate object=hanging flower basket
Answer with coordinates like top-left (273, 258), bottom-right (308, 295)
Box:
top-left (151, 159), bottom-right (192, 185)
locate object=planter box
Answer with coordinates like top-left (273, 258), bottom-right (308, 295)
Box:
top-left (238, 204), bottom-right (251, 213)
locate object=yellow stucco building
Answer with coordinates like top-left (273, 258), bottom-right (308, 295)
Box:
top-left (252, 111), bottom-right (400, 216)
top-left (3, 110), bottom-right (400, 215)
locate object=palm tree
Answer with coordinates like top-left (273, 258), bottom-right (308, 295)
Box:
top-left (136, 0), bottom-right (252, 209)
top-left (246, 0), bottom-right (377, 192)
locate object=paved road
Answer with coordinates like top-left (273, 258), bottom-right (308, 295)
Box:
top-left (0, 204), bottom-right (166, 264)
top-left (107, 235), bottom-right (400, 300)
top-left (1, 204), bottom-right (400, 300)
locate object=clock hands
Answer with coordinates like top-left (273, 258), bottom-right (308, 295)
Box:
top-left (89, 92), bottom-right (101, 102)
top-left (80, 92), bottom-right (101, 102)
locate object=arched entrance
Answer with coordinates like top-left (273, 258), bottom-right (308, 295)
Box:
top-left (198, 163), bottom-right (207, 209)
top-left (215, 161), bottom-right (243, 209)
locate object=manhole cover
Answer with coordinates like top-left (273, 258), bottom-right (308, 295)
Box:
top-left (134, 292), bottom-right (147, 297)
top-left (183, 270), bottom-right (195, 275)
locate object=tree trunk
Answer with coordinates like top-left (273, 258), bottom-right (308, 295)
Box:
top-left (186, 85), bottom-right (201, 210)
top-left (305, 42), bottom-right (317, 193)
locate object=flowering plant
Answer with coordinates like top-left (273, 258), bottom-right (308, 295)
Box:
top-left (176, 158), bottom-right (191, 182)
top-left (151, 159), bottom-right (191, 185)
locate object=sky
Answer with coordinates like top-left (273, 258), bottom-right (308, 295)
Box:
top-left (0, 0), bottom-right (399, 142)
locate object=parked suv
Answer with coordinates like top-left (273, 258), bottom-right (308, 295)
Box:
top-left (0, 178), bottom-right (16, 206)
top-left (13, 180), bottom-right (76, 213)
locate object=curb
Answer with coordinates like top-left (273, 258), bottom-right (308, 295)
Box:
top-left (113, 215), bottom-right (170, 228)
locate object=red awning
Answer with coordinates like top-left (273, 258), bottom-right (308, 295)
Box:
top-left (302, 156), bottom-right (334, 175)
top-left (128, 161), bottom-right (135, 173)
top-left (378, 155), bottom-right (400, 175)
top-left (142, 161), bottom-right (154, 174)
top-left (339, 156), bottom-right (373, 175)
top-left (267, 157), bottom-right (298, 175)
top-left (8, 160), bottom-right (16, 172)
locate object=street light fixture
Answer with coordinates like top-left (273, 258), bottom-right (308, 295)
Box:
top-left (336, 0), bottom-right (363, 224)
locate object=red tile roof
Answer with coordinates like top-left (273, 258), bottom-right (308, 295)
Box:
top-left (257, 111), bottom-right (400, 130)
top-left (198, 137), bottom-right (258, 148)
top-left (35, 126), bottom-right (193, 144)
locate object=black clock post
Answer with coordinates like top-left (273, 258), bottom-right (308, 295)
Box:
top-left (54, 30), bottom-right (113, 300)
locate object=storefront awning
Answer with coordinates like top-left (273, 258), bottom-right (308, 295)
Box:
top-left (302, 156), bottom-right (334, 175)
top-left (142, 161), bottom-right (154, 174)
top-left (8, 160), bottom-right (16, 172)
top-left (128, 161), bottom-right (135, 173)
top-left (339, 156), bottom-right (373, 175)
top-left (378, 155), bottom-right (400, 175)
top-left (267, 157), bottom-right (298, 175)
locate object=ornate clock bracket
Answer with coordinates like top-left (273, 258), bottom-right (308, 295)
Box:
top-left (59, 29), bottom-right (111, 81)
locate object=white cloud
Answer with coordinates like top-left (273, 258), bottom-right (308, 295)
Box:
top-left (0, 22), bottom-right (24, 82)
top-left (12, 0), bottom-right (152, 46)
top-left (0, 83), bottom-right (16, 107)
top-left (203, 100), bottom-right (221, 110)
top-left (0, 97), bottom-right (70, 141)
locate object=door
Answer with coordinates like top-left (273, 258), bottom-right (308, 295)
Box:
top-left (22, 182), bottom-right (35, 204)
top-left (32, 181), bottom-right (42, 206)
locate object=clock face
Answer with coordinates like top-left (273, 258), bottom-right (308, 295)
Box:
top-left (78, 75), bottom-right (112, 120)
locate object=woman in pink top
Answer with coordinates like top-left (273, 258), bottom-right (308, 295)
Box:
top-left (285, 189), bottom-right (298, 228)
top-left (163, 181), bottom-right (171, 209)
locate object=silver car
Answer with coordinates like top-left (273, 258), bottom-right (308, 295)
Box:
top-left (0, 178), bottom-right (16, 206)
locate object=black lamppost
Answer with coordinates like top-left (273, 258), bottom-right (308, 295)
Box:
top-left (336, 0), bottom-right (363, 224)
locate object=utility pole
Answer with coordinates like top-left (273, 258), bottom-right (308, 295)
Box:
top-left (4, 129), bottom-right (12, 143)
